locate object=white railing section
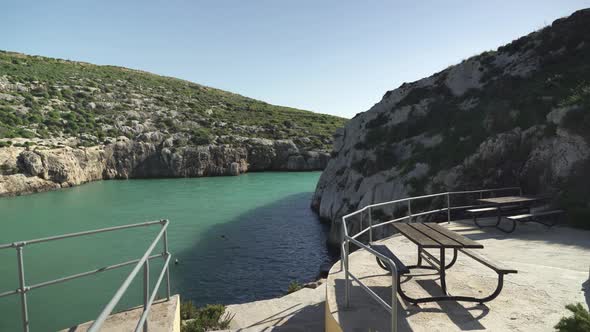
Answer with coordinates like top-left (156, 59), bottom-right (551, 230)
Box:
top-left (0, 219), bottom-right (172, 332)
top-left (341, 187), bottom-right (521, 332)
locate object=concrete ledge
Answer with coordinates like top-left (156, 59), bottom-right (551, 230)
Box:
top-left (63, 294), bottom-right (180, 332)
top-left (216, 285), bottom-right (325, 331)
top-left (325, 286), bottom-right (343, 332)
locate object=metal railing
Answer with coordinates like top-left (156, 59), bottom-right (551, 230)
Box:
top-left (341, 187), bottom-right (521, 332)
top-left (0, 219), bottom-right (172, 332)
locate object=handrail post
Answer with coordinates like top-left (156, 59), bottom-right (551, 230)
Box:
top-left (162, 223), bottom-right (171, 301)
top-left (391, 266), bottom-right (398, 332)
top-left (360, 212), bottom-right (363, 237)
top-left (368, 207), bottom-right (373, 243)
top-left (16, 246), bottom-right (29, 332)
top-left (344, 236), bottom-right (350, 308)
top-left (143, 260), bottom-right (150, 332)
top-left (342, 217), bottom-right (350, 308)
top-left (447, 193), bottom-right (451, 224)
top-left (408, 200), bottom-right (412, 223)
top-left (340, 219), bottom-right (345, 271)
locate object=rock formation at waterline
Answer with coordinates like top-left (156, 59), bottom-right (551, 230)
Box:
top-left (0, 136), bottom-right (331, 196)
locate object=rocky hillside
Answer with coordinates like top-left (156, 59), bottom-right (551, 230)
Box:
top-left (0, 51), bottom-right (346, 196)
top-left (313, 8), bottom-right (590, 244)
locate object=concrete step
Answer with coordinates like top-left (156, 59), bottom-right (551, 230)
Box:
top-left (63, 295), bottom-right (180, 332)
top-left (212, 285), bottom-right (326, 331)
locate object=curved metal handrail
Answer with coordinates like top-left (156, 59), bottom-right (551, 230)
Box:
top-left (342, 187), bottom-right (522, 228)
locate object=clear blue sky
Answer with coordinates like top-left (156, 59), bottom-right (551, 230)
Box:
top-left (1, 1), bottom-right (588, 118)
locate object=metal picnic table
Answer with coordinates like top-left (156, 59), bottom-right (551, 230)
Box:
top-left (371, 222), bottom-right (516, 304)
top-left (476, 196), bottom-right (542, 232)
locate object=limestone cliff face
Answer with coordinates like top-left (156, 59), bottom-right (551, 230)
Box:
top-left (0, 135), bottom-right (330, 197)
top-left (312, 9), bottom-right (590, 244)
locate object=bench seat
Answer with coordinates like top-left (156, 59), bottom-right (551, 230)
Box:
top-left (466, 207), bottom-right (497, 213)
top-left (369, 244), bottom-right (410, 274)
top-left (507, 210), bottom-right (563, 221)
top-left (469, 204), bottom-right (531, 232)
top-left (467, 204), bottom-right (522, 214)
top-left (459, 249), bottom-right (517, 274)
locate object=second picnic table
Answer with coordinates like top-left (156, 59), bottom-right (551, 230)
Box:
top-left (476, 196), bottom-right (541, 232)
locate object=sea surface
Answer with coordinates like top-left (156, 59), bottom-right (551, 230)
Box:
top-left (0, 172), bottom-right (335, 331)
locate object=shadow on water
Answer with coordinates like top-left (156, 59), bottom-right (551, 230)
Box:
top-left (171, 192), bottom-right (338, 306)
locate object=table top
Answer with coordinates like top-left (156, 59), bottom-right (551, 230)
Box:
top-left (477, 196), bottom-right (540, 205)
top-left (392, 223), bottom-right (483, 249)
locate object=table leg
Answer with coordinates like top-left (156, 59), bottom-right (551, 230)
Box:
top-left (417, 246), bottom-right (422, 267)
top-left (440, 248), bottom-right (447, 295)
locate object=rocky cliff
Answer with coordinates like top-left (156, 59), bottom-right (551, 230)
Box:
top-left (0, 135), bottom-right (332, 196)
top-left (313, 9), bottom-right (590, 244)
top-left (0, 50), bottom-right (345, 196)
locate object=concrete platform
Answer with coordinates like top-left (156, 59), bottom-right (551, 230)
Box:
top-left (217, 284), bottom-right (326, 331)
top-left (326, 220), bottom-right (590, 332)
top-left (63, 295), bottom-right (180, 332)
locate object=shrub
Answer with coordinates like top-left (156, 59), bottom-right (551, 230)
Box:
top-left (558, 159), bottom-right (590, 229)
top-left (17, 129), bottom-right (36, 138)
top-left (180, 302), bottom-right (233, 332)
top-left (560, 83), bottom-right (590, 108)
top-left (562, 107), bottom-right (590, 142)
top-left (287, 280), bottom-right (303, 294)
top-left (0, 163), bottom-right (16, 174)
top-left (364, 126), bottom-right (390, 149)
top-left (190, 128), bottom-right (211, 146)
top-left (180, 301), bottom-right (198, 320)
top-left (61, 88), bottom-right (73, 100)
top-left (554, 303), bottom-right (590, 332)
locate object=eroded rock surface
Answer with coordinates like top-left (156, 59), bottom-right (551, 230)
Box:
top-left (0, 135), bottom-right (331, 197)
top-left (312, 9), bottom-right (590, 245)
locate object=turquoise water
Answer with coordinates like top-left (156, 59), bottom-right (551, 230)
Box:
top-left (0, 172), bottom-right (334, 331)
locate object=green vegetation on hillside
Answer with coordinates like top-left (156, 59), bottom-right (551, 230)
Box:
top-left (0, 51), bottom-right (346, 150)
top-left (353, 15), bottom-right (590, 182)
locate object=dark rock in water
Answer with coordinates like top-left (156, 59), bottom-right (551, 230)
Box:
top-left (319, 262), bottom-right (332, 278)
top-left (303, 278), bottom-right (325, 289)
